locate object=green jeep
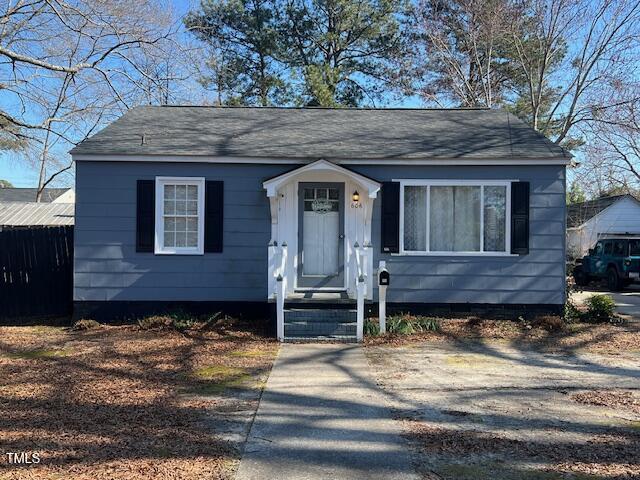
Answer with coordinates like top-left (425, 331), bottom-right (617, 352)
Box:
top-left (573, 237), bottom-right (640, 291)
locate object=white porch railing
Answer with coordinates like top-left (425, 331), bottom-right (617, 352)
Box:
top-left (271, 241), bottom-right (288, 341)
top-left (354, 242), bottom-right (366, 342)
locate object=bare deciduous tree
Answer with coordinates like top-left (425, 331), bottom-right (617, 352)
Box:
top-left (0, 0), bottom-right (180, 200)
top-left (406, 0), bottom-right (515, 107)
top-left (508, 0), bottom-right (640, 147)
top-left (576, 85), bottom-right (640, 196)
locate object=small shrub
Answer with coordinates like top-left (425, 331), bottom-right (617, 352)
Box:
top-left (364, 319), bottom-right (380, 336)
top-left (533, 315), bottom-right (565, 332)
top-left (385, 314), bottom-right (440, 335)
top-left (200, 312), bottom-right (242, 333)
top-left (564, 274), bottom-right (582, 323)
top-left (170, 310), bottom-right (197, 332)
top-left (387, 316), bottom-right (415, 334)
top-left (137, 311), bottom-right (200, 331)
top-left (414, 316), bottom-right (440, 332)
top-left (564, 301), bottom-right (582, 323)
top-left (138, 315), bottom-right (172, 330)
top-left (585, 294), bottom-right (616, 323)
top-left (466, 316), bottom-right (484, 327)
top-left (71, 319), bottom-right (102, 331)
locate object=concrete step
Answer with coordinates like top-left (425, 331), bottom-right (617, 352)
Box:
top-left (284, 309), bottom-right (357, 323)
top-left (284, 335), bottom-right (357, 343)
top-left (285, 321), bottom-right (357, 336)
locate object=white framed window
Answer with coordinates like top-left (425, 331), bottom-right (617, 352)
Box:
top-left (399, 180), bottom-right (512, 256)
top-left (155, 177), bottom-right (205, 255)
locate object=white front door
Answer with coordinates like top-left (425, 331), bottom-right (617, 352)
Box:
top-left (298, 183), bottom-right (345, 288)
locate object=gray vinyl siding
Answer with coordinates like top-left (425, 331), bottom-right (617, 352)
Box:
top-left (74, 161), bottom-right (291, 301)
top-left (354, 165), bottom-right (566, 305)
top-left (75, 161), bottom-right (565, 305)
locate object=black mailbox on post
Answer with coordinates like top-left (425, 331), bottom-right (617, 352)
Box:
top-left (379, 268), bottom-right (390, 286)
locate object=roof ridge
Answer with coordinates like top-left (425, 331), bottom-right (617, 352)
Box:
top-left (572, 194), bottom-right (629, 206)
top-left (151, 105), bottom-right (494, 112)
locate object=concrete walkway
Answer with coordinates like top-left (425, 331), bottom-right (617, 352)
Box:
top-left (235, 344), bottom-right (419, 480)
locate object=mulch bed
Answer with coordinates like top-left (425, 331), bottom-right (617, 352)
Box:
top-left (0, 324), bottom-right (278, 480)
top-left (365, 318), bottom-right (640, 353)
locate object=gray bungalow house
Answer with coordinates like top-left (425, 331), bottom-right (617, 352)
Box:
top-left (71, 106), bottom-right (569, 341)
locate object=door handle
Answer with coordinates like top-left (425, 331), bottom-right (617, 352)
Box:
top-left (338, 234), bottom-right (345, 239)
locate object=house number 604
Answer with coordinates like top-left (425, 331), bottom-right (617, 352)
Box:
top-left (350, 202), bottom-right (363, 208)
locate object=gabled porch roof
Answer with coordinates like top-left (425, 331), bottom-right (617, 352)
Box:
top-left (263, 159), bottom-right (381, 198)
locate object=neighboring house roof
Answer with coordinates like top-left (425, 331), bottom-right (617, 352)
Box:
top-left (567, 194), bottom-right (639, 228)
top-left (0, 202), bottom-right (74, 226)
top-left (0, 187), bottom-right (72, 203)
top-left (70, 106), bottom-right (570, 162)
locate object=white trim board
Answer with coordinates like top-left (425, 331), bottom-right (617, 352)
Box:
top-left (154, 176), bottom-right (205, 255)
top-left (263, 159), bottom-right (380, 198)
top-left (398, 179), bottom-right (512, 257)
top-left (72, 153), bottom-right (571, 166)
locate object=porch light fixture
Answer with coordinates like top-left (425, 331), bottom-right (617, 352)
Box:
top-left (352, 190), bottom-right (360, 202)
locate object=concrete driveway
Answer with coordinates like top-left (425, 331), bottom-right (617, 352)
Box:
top-left (366, 341), bottom-right (640, 479)
top-left (573, 284), bottom-right (640, 320)
top-left (236, 344), bottom-right (419, 480)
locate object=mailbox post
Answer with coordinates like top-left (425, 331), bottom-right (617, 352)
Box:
top-left (378, 261), bottom-right (390, 334)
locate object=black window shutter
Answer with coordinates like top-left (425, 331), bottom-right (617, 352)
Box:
top-left (205, 181), bottom-right (224, 253)
top-left (136, 180), bottom-right (155, 252)
top-left (511, 181), bottom-right (530, 255)
top-left (381, 181), bottom-right (400, 253)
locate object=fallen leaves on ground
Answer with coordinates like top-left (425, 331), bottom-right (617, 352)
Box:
top-left (406, 421), bottom-right (640, 479)
top-left (365, 318), bottom-right (640, 353)
top-left (572, 390), bottom-right (640, 415)
top-left (0, 324), bottom-right (278, 480)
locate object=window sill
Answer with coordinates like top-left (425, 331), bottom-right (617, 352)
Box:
top-left (394, 251), bottom-right (519, 257)
top-left (154, 248), bottom-right (204, 256)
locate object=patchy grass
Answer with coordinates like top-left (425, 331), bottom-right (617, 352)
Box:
top-left (5, 348), bottom-right (70, 359)
top-left (365, 317), bottom-right (640, 353)
top-left (229, 347), bottom-right (273, 358)
top-left (0, 323), bottom-right (278, 480)
top-left (445, 354), bottom-right (508, 368)
top-left (187, 365), bottom-right (255, 394)
top-left (192, 364), bottom-right (251, 380)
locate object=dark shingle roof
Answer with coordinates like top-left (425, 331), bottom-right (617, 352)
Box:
top-left (70, 106), bottom-right (570, 161)
top-left (567, 195), bottom-right (636, 228)
top-left (0, 188), bottom-right (71, 203)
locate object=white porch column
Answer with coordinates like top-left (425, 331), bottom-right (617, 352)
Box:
top-left (362, 194), bottom-right (375, 299)
top-left (266, 193), bottom-right (280, 299)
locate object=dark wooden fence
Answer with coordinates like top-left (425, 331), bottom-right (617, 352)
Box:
top-left (0, 226), bottom-right (73, 319)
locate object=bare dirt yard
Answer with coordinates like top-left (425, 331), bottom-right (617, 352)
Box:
top-left (0, 321), bottom-right (278, 480)
top-left (365, 319), bottom-right (640, 480)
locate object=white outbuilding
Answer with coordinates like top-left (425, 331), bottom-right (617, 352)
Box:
top-left (567, 194), bottom-right (640, 258)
